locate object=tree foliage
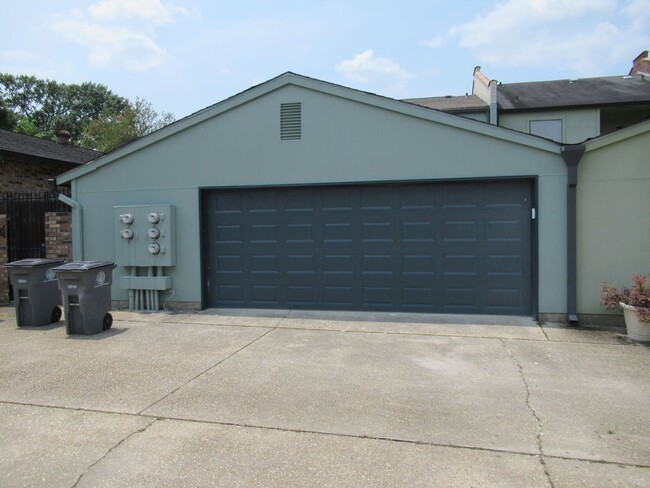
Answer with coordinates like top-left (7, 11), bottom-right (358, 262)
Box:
top-left (0, 96), bottom-right (16, 130)
top-left (0, 74), bottom-right (175, 151)
top-left (79, 98), bottom-right (176, 152)
top-left (0, 74), bottom-right (128, 141)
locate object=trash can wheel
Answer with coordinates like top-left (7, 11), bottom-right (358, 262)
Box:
top-left (51, 306), bottom-right (62, 323)
top-left (103, 313), bottom-right (113, 331)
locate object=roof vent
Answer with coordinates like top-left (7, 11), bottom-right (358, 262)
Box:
top-left (280, 102), bottom-right (301, 141)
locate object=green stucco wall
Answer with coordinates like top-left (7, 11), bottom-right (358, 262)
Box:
top-left (70, 83), bottom-right (568, 314)
top-left (500, 108), bottom-right (600, 144)
top-left (577, 130), bottom-right (650, 317)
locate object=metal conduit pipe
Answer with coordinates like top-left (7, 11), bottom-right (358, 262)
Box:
top-left (128, 267), bottom-right (135, 310)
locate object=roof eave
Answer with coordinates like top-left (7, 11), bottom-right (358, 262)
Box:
top-left (0, 148), bottom-right (85, 167)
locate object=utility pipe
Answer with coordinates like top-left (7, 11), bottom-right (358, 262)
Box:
top-left (561, 144), bottom-right (586, 326)
top-left (48, 179), bottom-right (83, 260)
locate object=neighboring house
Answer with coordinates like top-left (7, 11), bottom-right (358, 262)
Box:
top-left (0, 129), bottom-right (101, 302)
top-left (55, 72), bottom-right (649, 325)
top-left (405, 51), bottom-right (650, 144)
top-left (0, 129), bottom-right (100, 193)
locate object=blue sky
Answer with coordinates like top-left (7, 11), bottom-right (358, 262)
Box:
top-left (2, 0), bottom-right (648, 119)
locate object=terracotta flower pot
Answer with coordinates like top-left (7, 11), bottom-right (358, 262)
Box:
top-left (620, 302), bottom-right (650, 342)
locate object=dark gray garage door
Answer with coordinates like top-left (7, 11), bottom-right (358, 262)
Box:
top-left (202, 180), bottom-right (533, 315)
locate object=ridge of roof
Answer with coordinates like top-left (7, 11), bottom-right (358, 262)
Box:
top-left (0, 129), bottom-right (101, 164)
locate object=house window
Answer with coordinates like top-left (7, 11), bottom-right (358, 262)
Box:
top-left (529, 119), bottom-right (563, 142)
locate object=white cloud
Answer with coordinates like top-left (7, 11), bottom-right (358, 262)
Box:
top-left (335, 49), bottom-right (415, 84)
top-left (88, 0), bottom-right (188, 25)
top-left (438, 0), bottom-right (650, 74)
top-left (422, 34), bottom-right (445, 49)
top-left (52, 0), bottom-right (191, 72)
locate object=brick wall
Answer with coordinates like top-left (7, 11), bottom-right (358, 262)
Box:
top-left (0, 212), bottom-right (72, 304)
top-left (45, 212), bottom-right (73, 261)
top-left (0, 157), bottom-right (77, 193)
top-left (0, 214), bottom-right (8, 303)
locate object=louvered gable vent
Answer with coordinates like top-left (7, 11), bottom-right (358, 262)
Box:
top-left (280, 102), bottom-right (301, 141)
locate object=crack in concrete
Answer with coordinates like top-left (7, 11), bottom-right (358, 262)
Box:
top-left (136, 327), bottom-right (276, 415)
top-left (538, 324), bottom-right (551, 341)
top-left (70, 417), bottom-right (157, 488)
top-left (501, 339), bottom-right (556, 488)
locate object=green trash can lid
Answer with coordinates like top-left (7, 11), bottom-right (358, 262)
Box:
top-left (52, 261), bottom-right (116, 272)
top-left (5, 258), bottom-right (66, 267)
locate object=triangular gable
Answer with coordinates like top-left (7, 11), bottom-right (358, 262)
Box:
top-left (57, 72), bottom-right (560, 184)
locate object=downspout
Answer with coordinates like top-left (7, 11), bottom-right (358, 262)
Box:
top-left (560, 144), bottom-right (586, 326)
top-left (48, 179), bottom-right (83, 261)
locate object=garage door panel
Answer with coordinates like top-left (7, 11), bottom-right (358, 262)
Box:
top-left (323, 285), bottom-right (354, 307)
top-left (250, 285), bottom-right (281, 307)
top-left (204, 180), bottom-right (532, 315)
top-left (443, 287), bottom-right (478, 311)
top-left (361, 221), bottom-right (394, 244)
top-left (487, 288), bottom-right (523, 311)
top-left (401, 220), bottom-right (436, 244)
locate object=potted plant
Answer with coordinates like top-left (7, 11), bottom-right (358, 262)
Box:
top-left (600, 274), bottom-right (650, 342)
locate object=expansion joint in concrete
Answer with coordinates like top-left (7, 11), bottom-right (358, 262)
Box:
top-left (500, 339), bottom-right (555, 488)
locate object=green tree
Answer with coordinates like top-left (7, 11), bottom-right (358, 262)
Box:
top-left (79, 97), bottom-right (175, 152)
top-left (0, 74), bottom-right (128, 142)
top-left (0, 96), bottom-right (16, 130)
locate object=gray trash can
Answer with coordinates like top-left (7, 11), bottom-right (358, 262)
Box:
top-left (52, 261), bottom-right (117, 335)
top-left (5, 258), bottom-right (66, 327)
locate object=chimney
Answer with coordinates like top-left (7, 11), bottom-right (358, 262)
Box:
top-left (629, 50), bottom-right (650, 76)
top-left (56, 129), bottom-right (71, 145)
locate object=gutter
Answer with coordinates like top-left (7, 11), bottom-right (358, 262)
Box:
top-left (560, 144), bottom-right (586, 325)
top-left (48, 179), bottom-right (83, 260)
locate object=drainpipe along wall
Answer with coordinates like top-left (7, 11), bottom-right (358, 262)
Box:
top-left (48, 179), bottom-right (83, 261)
top-left (561, 144), bottom-right (586, 325)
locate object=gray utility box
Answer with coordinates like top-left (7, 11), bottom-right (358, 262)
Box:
top-left (5, 258), bottom-right (65, 327)
top-left (52, 261), bottom-right (116, 335)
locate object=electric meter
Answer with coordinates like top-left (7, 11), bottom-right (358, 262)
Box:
top-left (148, 242), bottom-right (161, 255)
top-left (120, 213), bottom-right (134, 225)
top-left (147, 212), bottom-right (160, 224)
top-left (120, 228), bottom-right (134, 240)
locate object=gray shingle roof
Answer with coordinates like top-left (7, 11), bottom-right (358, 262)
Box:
top-left (498, 75), bottom-right (650, 111)
top-left (0, 129), bottom-right (101, 164)
top-left (403, 94), bottom-right (488, 112)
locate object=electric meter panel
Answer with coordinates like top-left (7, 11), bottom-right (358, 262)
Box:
top-left (114, 204), bottom-right (176, 267)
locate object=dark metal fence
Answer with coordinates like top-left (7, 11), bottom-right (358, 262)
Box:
top-left (1, 189), bottom-right (71, 263)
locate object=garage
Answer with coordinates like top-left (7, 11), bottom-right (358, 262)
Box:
top-left (202, 179), bottom-right (533, 315)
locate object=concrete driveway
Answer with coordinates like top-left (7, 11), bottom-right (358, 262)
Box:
top-left (0, 305), bottom-right (648, 487)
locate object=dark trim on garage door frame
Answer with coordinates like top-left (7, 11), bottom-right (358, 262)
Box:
top-left (199, 176), bottom-right (539, 318)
